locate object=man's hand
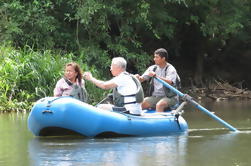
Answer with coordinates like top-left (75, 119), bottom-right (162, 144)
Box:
top-left (148, 71), bottom-right (156, 77)
top-left (83, 72), bottom-right (93, 81)
top-left (134, 74), bottom-right (145, 82)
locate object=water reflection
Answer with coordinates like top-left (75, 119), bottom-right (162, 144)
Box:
top-left (183, 100), bottom-right (251, 130)
top-left (187, 129), bottom-right (251, 166)
top-left (28, 134), bottom-right (188, 166)
top-left (1, 100), bottom-right (251, 166)
top-left (28, 130), bottom-right (251, 166)
top-left (0, 113), bottom-right (31, 166)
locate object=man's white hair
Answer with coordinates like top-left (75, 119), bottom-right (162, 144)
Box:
top-left (111, 57), bottom-right (127, 70)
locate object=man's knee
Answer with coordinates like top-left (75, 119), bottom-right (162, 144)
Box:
top-left (156, 100), bottom-right (168, 108)
top-left (141, 100), bottom-right (151, 109)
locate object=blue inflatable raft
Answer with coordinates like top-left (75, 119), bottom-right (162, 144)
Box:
top-left (28, 97), bottom-right (188, 137)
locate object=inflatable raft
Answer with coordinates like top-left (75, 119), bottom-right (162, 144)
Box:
top-left (28, 97), bottom-right (188, 137)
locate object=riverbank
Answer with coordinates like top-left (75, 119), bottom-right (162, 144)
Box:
top-left (1, 80), bottom-right (250, 113)
top-left (185, 80), bottom-right (251, 101)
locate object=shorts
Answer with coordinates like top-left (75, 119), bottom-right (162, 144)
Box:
top-left (144, 96), bottom-right (178, 109)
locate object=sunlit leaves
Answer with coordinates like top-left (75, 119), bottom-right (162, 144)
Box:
top-left (0, 45), bottom-right (74, 111)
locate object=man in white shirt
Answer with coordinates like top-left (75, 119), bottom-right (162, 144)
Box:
top-left (136, 48), bottom-right (180, 112)
top-left (84, 57), bottom-right (143, 115)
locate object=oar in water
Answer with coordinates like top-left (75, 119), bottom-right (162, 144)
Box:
top-left (154, 77), bottom-right (239, 132)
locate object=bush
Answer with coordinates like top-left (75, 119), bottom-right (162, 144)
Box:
top-left (0, 44), bottom-right (106, 112)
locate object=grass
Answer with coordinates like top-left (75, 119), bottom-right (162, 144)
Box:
top-left (0, 44), bottom-right (108, 112)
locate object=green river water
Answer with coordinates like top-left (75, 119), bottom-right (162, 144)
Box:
top-left (0, 100), bottom-right (251, 166)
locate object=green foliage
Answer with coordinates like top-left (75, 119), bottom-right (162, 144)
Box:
top-left (0, 44), bottom-right (111, 111)
top-left (1, 0), bottom-right (188, 74)
top-left (0, 0), bottom-right (59, 49)
top-left (1, 0), bottom-right (251, 109)
top-left (0, 45), bottom-right (62, 111)
top-left (184, 0), bottom-right (249, 41)
top-left (1, 0), bottom-right (250, 59)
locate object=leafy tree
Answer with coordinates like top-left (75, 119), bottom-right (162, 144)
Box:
top-left (1, 0), bottom-right (251, 88)
top-left (177, 0), bottom-right (251, 87)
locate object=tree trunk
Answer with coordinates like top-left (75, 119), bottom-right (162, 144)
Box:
top-left (194, 52), bottom-right (204, 87)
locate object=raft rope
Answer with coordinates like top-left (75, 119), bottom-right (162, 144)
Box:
top-left (175, 114), bottom-right (181, 129)
top-left (43, 96), bottom-right (70, 107)
top-left (171, 101), bottom-right (187, 130)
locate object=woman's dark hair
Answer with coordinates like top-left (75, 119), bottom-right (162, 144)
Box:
top-left (154, 48), bottom-right (168, 60)
top-left (65, 62), bottom-right (83, 82)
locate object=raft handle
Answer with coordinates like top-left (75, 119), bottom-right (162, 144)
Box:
top-left (42, 110), bottom-right (53, 114)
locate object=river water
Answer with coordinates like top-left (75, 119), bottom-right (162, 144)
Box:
top-left (0, 100), bottom-right (251, 166)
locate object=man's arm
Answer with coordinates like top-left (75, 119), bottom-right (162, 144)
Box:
top-left (84, 72), bottom-right (117, 89)
top-left (134, 74), bottom-right (146, 82)
top-left (135, 66), bottom-right (153, 82)
top-left (154, 75), bottom-right (173, 85)
top-left (155, 67), bottom-right (176, 85)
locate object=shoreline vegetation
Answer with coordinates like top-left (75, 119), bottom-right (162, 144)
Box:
top-left (0, 45), bottom-right (104, 113)
top-left (186, 81), bottom-right (251, 101)
top-left (1, 45), bottom-right (250, 113)
top-left (1, 1), bottom-right (251, 113)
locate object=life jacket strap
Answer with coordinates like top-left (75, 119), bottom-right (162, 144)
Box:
top-left (122, 94), bottom-right (136, 97)
top-left (64, 77), bottom-right (73, 86)
top-left (122, 94), bottom-right (137, 105)
top-left (123, 101), bottom-right (137, 105)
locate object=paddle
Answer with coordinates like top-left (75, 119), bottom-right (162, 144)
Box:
top-left (154, 77), bottom-right (239, 132)
top-left (95, 93), bottom-right (113, 106)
